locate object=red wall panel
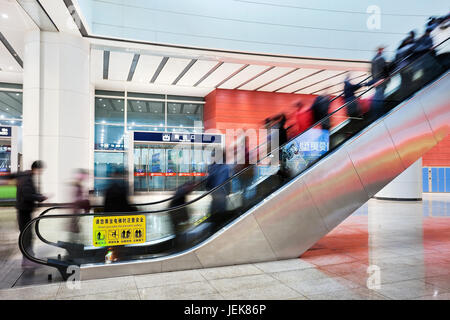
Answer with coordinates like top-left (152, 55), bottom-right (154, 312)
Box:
top-left (423, 135), bottom-right (450, 167)
top-left (204, 88), bottom-right (345, 134)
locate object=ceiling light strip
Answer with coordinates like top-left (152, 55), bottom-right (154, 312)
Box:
top-left (215, 64), bottom-right (250, 88)
top-left (0, 32), bottom-right (23, 68)
top-left (194, 61), bottom-right (223, 87)
top-left (103, 51), bottom-right (110, 80)
top-left (172, 59), bottom-right (197, 85)
top-left (150, 57), bottom-right (169, 83)
top-left (63, 0), bottom-right (88, 36)
top-left (127, 54), bottom-right (141, 81)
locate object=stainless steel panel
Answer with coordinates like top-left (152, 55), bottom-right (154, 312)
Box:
top-left (253, 177), bottom-right (328, 259)
top-left (418, 72), bottom-right (450, 142)
top-left (383, 98), bottom-right (438, 168)
top-left (194, 213), bottom-right (276, 268)
top-left (161, 252), bottom-right (203, 272)
top-left (346, 122), bottom-right (405, 198)
top-left (302, 149), bottom-right (369, 231)
top-left (81, 260), bottom-right (162, 280)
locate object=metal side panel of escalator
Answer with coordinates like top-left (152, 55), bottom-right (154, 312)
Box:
top-left (79, 71), bottom-right (450, 280)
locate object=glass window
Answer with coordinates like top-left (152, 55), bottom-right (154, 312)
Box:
top-left (94, 152), bottom-right (125, 178)
top-left (167, 102), bottom-right (203, 128)
top-left (0, 91), bottom-right (22, 119)
top-left (0, 120), bottom-right (21, 127)
top-left (127, 99), bottom-right (164, 127)
top-left (95, 97), bottom-right (124, 124)
top-left (95, 124), bottom-right (125, 150)
top-left (129, 125), bottom-right (165, 132)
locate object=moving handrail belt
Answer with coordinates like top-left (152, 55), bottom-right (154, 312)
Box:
top-left (20, 36), bottom-right (450, 268)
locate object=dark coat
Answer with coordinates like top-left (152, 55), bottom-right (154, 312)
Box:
top-left (311, 95), bottom-right (331, 130)
top-left (15, 171), bottom-right (46, 212)
top-left (103, 180), bottom-right (135, 213)
top-left (371, 53), bottom-right (388, 82)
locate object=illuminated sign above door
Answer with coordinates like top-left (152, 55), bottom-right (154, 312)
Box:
top-left (134, 131), bottom-right (222, 144)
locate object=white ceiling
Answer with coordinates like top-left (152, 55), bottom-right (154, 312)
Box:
top-left (0, 0), bottom-right (371, 98)
top-left (0, 0), bottom-right (37, 83)
top-left (92, 46), bottom-right (370, 97)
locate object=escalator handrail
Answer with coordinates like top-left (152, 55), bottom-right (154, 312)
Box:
top-left (31, 36), bottom-right (449, 219)
top-left (23, 36), bottom-right (450, 262)
top-left (35, 33), bottom-right (439, 219)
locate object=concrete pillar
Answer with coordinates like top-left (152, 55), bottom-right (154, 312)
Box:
top-left (23, 31), bottom-right (90, 203)
top-left (374, 158), bottom-right (423, 201)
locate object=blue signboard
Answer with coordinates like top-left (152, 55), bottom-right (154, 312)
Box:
top-left (0, 127), bottom-right (11, 137)
top-left (134, 131), bottom-right (222, 144)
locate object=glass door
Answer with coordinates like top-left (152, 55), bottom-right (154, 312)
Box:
top-left (148, 145), bottom-right (166, 191)
top-left (134, 144), bottom-right (148, 192)
top-left (165, 148), bottom-right (178, 190)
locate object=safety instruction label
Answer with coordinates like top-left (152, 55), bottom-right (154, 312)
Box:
top-left (93, 215), bottom-right (146, 247)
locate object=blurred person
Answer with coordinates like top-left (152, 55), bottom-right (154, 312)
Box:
top-left (68, 169), bottom-right (90, 236)
top-left (294, 100), bottom-right (313, 135)
top-left (413, 26), bottom-right (435, 56)
top-left (343, 74), bottom-right (365, 118)
top-left (367, 46), bottom-right (389, 121)
top-left (16, 160), bottom-right (48, 266)
top-left (395, 31), bottom-right (417, 93)
top-left (397, 31), bottom-right (416, 51)
top-left (310, 94), bottom-right (331, 130)
top-left (103, 168), bottom-right (136, 213)
top-left (206, 150), bottom-right (230, 229)
top-left (168, 181), bottom-right (196, 248)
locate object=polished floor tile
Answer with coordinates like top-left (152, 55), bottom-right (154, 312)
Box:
top-left (134, 269), bottom-right (205, 289)
top-left (208, 274), bottom-right (279, 293)
top-left (254, 259), bottom-right (315, 273)
top-left (138, 281), bottom-right (218, 300)
top-left (56, 276), bottom-right (137, 298)
top-left (219, 283), bottom-right (304, 300)
top-left (373, 279), bottom-right (441, 300)
top-left (0, 283), bottom-right (61, 300)
top-left (307, 287), bottom-right (388, 300)
top-left (284, 276), bottom-right (361, 296)
top-left (199, 264), bottom-right (262, 281)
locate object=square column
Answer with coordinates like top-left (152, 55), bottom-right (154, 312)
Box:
top-left (23, 31), bottom-right (92, 203)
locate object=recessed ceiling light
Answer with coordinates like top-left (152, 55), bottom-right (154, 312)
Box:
top-left (1, 14), bottom-right (8, 19)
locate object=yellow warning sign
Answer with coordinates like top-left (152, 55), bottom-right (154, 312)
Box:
top-left (93, 215), bottom-right (146, 247)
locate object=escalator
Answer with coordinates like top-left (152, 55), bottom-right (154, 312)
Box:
top-left (19, 38), bottom-right (450, 280)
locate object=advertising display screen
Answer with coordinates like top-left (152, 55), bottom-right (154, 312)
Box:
top-left (284, 128), bottom-right (330, 174)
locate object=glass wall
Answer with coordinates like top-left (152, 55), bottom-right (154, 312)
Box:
top-left (0, 83), bottom-right (23, 127)
top-left (94, 90), bottom-right (205, 191)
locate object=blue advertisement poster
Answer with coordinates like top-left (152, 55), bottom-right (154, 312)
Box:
top-left (284, 128), bottom-right (329, 173)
